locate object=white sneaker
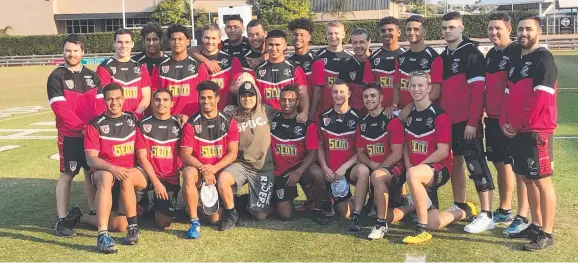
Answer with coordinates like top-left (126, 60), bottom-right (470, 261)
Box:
top-left (407, 195), bottom-right (433, 210)
top-left (464, 213), bottom-right (495, 234)
top-left (368, 225), bottom-right (388, 240)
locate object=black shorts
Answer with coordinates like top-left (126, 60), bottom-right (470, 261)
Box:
top-left (451, 121), bottom-right (482, 156)
top-left (483, 118), bottom-right (512, 164)
top-left (509, 132), bottom-right (554, 180)
top-left (89, 170), bottom-right (122, 211)
top-left (273, 172), bottom-right (299, 204)
top-left (327, 164), bottom-right (355, 204)
top-left (425, 163), bottom-right (451, 210)
top-left (58, 133), bottom-right (89, 176)
top-left (143, 177), bottom-right (181, 217)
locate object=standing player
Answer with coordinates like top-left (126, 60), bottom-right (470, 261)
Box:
top-left (133, 22), bottom-right (169, 75)
top-left (97, 29), bottom-right (151, 119)
top-left (440, 12), bottom-right (485, 223)
top-left (402, 71), bottom-right (469, 244)
top-left (317, 21), bottom-right (354, 113)
top-left (135, 89), bottom-right (182, 230)
top-left (351, 83), bottom-right (405, 237)
top-left (152, 24), bottom-right (209, 116)
top-left (48, 34), bottom-right (101, 237)
top-left (253, 30), bottom-right (310, 119)
top-left (270, 85), bottom-right (327, 221)
top-left (180, 81), bottom-right (239, 238)
top-left (339, 28), bottom-right (371, 112)
top-left (318, 80), bottom-right (361, 218)
top-left (85, 83), bottom-right (148, 253)
top-left (485, 13), bottom-right (529, 234)
top-left (502, 15), bottom-right (558, 251)
top-left (244, 19), bottom-right (269, 70)
top-left (363, 17), bottom-right (406, 112)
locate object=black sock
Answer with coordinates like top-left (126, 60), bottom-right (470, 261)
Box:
top-left (89, 210), bottom-right (96, 216)
top-left (376, 218), bottom-right (387, 227)
top-left (417, 223), bottom-right (428, 232)
top-left (543, 231), bottom-right (553, 239)
top-left (352, 210), bottom-right (361, 218)
top-left (498, 208), bottom-right (512, 215)
top-left (58, 217), bottom-right (67, 221)
top-left (530, 223), bottom-right (542, 230)
top-left (127, 216), bottom-right (137, 228)
top-left (454, 202), bottom-right (467, 210)
top-left (225, 207), bottom-right (236, 213)
top-left (481, 210), bottom-right (492, 218)
top-left (516, 215), bottom-right (529, 224)
top-left (190, 217), bottom-right (199, 223)
top-left (98, 230), bottom-right (108, 236)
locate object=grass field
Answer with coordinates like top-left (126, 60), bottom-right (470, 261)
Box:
top-left (0, 53), bottom-right (577, 262)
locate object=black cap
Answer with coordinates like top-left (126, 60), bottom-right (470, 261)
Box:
top-left (238, 81), bottom-right (257, 96)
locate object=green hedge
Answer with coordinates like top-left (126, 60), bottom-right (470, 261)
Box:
top-left (0, 12), bottom-right (536, 56)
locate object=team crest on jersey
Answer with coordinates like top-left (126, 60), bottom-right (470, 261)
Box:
top-left (188, 64), bottom-right (195, 72)
top-left (294, 126), bottom-right (303, 136)
top-left (172, 126), bottom-right (179, 136)
top-left (271, 122), bottom-right (277, 130)
top-left (498, 59), bottom-right (508, 70)
top-left (451, 62), bottom-right (459, 73)
top-left (420, 58), bottom-right (429, 69)
top-left (426, 117), bottom-right (433, 128)
top-left (303, 61), bottom-right (310, 70)
top-left (406, 117), bottom-right (412, 127)
top-left (69, 161), bottom-right (77, 172)
top-left (100, 125), bottom-right (110, 134)
top-left (221, 121), bottom-right (226, 132)
top-left (520, 64), bottom-right (529, 77)
top-left (509, 67), bottom-right (515, 77)
top-left (65, 80), bottom-right (74, 89)
top-left (527, 157), bottom-right (536, 169)
top-left (143, 124), bottom-right (152, 133)
top-left (398, 57), bottom-right (405, 65)
top-left (110, 67), bottom-right (117, 75)
top-left (194, 125), bottom-right (202, 133)
top-left (321, 58), bottom-right (328, 65)
top-left (220, 58), bottom-right (229, 67)
top-left (259, 69), bottom-right (267, 77)
top-left (127, 119), bottom-right (135, 127)
top-left (382, 121), bottom-right (386, 130)
top-left (162, 65), bottom-right (170, 74)
top-left (360, 123), bottom-right (366, 132)
top-left (323, 118), bottom-right (331, 126)
top-left (349, 72), bottom-right (356, 81)
top-left (374, 57), bottom-right (381, 66)
top-left (284, 68), bottom-right (291, 76)
top-left (276, 189), bottom-right (284, 199)
top-left (85, 78), bottom-right (95, 87)
top-left (133, 67), bottom-right (140, 74)
top-left (347, 120), bottom-right (355, 129)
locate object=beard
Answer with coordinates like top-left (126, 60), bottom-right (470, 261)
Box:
top-left (518, 35), bottom-right (537, 49)
top-left (64, 56), bottom-right (80, 67)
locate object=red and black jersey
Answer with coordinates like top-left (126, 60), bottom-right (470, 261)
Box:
top-left (240, 48), bottom-right (267, 72)
top-left (318, 108), bottom-right (360, 171)
top-left (151, 56), bottom-right (209, 116)
top-left (270, 113), bottom-right (319, 176)
top-left (132, 52), bottom-right (170, 76)
top-left (96, 58), bottom-right (151, 117)
top-left (356, 110), bottom-right (404, 163)
top-left (287, 51), bottom-right (326, 88)
top-left (404, 104), bottom-right (452, 168)
top-left (485, 42), bottom-right (521, 118)
top-left (181, 111), bottom-right (239, 165)
top-left (47, 65), bottom-right (102, 138)
top-left (339, 57), bottom-right (369, 112)
top-left (135, 115), bottom-right (182, 185)
top-left (84, 112), bottom-right (137, 169)
top-left (316, 48), bottom-right (354, 112)
top-left (252, 60), bottom-right (308, 110)
top-left (362, 47), bottom-right (406, 108)
top-left (201, 51), bottom-right (243, 110)
top-left (393, 47), bottom-right (443, 109)
top-left (440, 40), bottom-right (486, 126)
top-left (501, 47), bottom-right (557, 134)
top-left (221, 37), bottom-right (251, 59)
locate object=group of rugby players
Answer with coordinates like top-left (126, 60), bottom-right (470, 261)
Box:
top-left (47, 10), bottom-right (558, 254)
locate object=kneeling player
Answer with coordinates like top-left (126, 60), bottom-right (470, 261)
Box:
top-left (402, 71), bottom-right (468, 244)
top-left (270, 85), bottom-right (326, 221)
top-left (135, 88), bottom-right (182, 230)
top-left (350, 83), bottom-right (405, 238)
top-left (181, 81), bottom-right (239, 237)
top-left (84, 83), bottom-right (148, 253)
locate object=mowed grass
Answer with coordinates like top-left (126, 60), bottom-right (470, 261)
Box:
top-left (0, 53), bottom-right (577, 261)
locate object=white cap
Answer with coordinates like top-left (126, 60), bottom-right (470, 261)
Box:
top-left (200, 182), bottom-right (219, 215)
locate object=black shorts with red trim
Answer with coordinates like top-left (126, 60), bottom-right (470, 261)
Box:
top-left (509, 132), bottom-right (554, 180)
top-left (58, 133), bottom-right (89, 176)
top-left (483, 117), bottom-right (512, 164)
top-left (143, 177), bottom-right (181, 217)
top-left (425, 162), bottom-right (451, 209)
top-left (373, 162), bottom-right (407, 206)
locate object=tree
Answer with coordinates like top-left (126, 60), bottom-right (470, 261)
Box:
top-left (321, 0), bottom-right (355, 20)
top-left (0, 26), bottom-right (12, 36)
top-left (257, 0), bottom-right (315, 25)
top-left (151, 0), bottom-right (189, 25)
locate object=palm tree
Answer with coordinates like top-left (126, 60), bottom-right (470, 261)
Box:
top-left (0, 26), bottom-right (12, 36)
top-left (321, 0), bottom-right (355, 20)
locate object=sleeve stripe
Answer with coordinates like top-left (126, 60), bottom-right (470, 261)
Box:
top-left (504, 88), bottom-right (509, 94)
top-left (48, 96), bottom-right (66, 105)
top-left (467, 76), bottom-right (485, 84)
top-left (534, 85), bottom-right (555, 95)
top-left (96, 94), bottom-right (104, 99)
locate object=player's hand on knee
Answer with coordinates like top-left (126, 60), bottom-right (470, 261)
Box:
top-left (111, 166), bottom-right (130, 181)
top-left (154, 182), bottom-right (169, 200)
top-left (203, 173), bottom-right (217, 185)
top-left (286, 171), bottom-right (302, 187)
top-left (464, 125), bottom-right (477, 140)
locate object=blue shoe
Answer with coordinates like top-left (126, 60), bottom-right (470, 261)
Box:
top-left (97, 233), bottom-right (117, 254)
top-left (504, 216), bottom-right (529, 235)
top-left (186, 220), bottom-right (201, 239)
top-left (492, 209), bottom-right (514, 224)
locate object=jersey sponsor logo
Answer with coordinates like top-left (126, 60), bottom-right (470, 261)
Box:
top-left (271, 122), bottom-right (277, 130)
top-left (212, 78), bottom-right (224, 89)
top-left (382, 120), bottom-right (386, 130)
top-left (265, 87), bottom-right (281, 99)
top-left (294, 126), bottom-right (303, 136)
top-left (367, 143), bottom-right (385, 156)
top-left (113, 142), bottom-right (135, 157)
top-left (110, 67), bottom-right (117, 75)
top-left (374, 57), bottom-right (380, 66)
top-left (520, 63), bottom-right (530, 77)
top-left (283, 68), bottom-right (292, 77)
top-left (201, 145), bottom-right (223, 158)
top-left (323, 118), bottom-right (330, 126)
top-left (399, 57), bottom-right (405, 65)
top-left (349, 72), bottom-right (356, 81)
top-left (168, 84), bottom-right (191, 96)
top-left (238, 117), bottom-right (268, 132)
top-left (188, 64), bottom-right (195, 72)
top-left (69, 161), bottom-right (77, 171)
top-left (65, 80), bottom-right (75, 89)
top-left (194, 125), bottom-right (202, 133)
top-left (420, 58), bottom-right (429, 69)
top-left (326, 76), bottom-right (336, 87)
top-left (275, 144), bottom-right (297, 156)
top-left (143, 124), bottom-right (152, 133)
top-left (328, 138), bottom-right (349, 150)
top-left (151, 145), bottom-right (173, 158)
top-left (162, 65), bottom-right (170, 73)
top-left (410, 140), bottom-right (428, 154)
top-left (221, 58), bottom-right (229, 67)
top-left (100, 125), bottom-right (110, 134)
top-left (276, 189), bottom-right (284, 199)
top-left (134, 67), bottom-right (140, 74)
top-left (220, 122), bottom-right (227, 132)
top-left (259, 69), bottom-right (267, 77)
top-left (123, 86), bottom-right (138, 99)
top-left (360, 123), bottom-right (366, 132)
top-left (499, 57), bottom-right (508, 70)
top-left (380, 76), bottom-right (394, 88)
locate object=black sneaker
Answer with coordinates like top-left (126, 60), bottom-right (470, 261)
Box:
top-left (509, 224), bottom-right (541, 241)
top-left (348, 215), bottom-right (361, 231)
top-left (524, 232), bottom-right (555, 251)
top-left (66, 206), bottom-right (82, 226)
top-left (55, 218), bottom-right (76, 237)
top-left (122, 227), bottom-right (140, 245)
top-left (321, 200), bottom-right (335, 218)
top-left (220, 209), bottom-right (238, 231)
top-left (312, 208), bottom-right (330, 225)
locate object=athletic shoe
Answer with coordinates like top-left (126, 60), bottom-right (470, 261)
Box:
top-left (462, 202), bottom-right (479, 222)
top-left (220, 209), bottom-right (238, 231)
top-left (122, 227), bottom-right (140, 245)
top-left (97, 233), bottom-right (117, 254)
top-left (464, 213), bottom-right (495, 233)
top-left (54, 218), bottom-right (75, 238)
top-left (504, 216), bottom-right (530, 235)
top-left (524, 232), bottom-right (555, 251)
top-left (509, 224), bottom-right (541, 241)
top-left (367, 205), bottom-right (377, 218)
top-left (321, 200), bottom-right (335, 218)
top-left (66, 206), bottom-right (82, 226)
top-left (295, 199), bottom-right (315, 212)
top-left (186, 220), bottom-right (201, 239)
top-left (368, 225), bottom-right (388, 240)
top-left (492, 209), bottom-right (514, 224)
top-left (312, 208), bottom-right (330, 225)
top-left (402, 229), bottom-right (432, 244)
top-left (348, 215), bottom-right (361, 232)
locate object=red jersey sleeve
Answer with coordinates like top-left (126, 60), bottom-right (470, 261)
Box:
top-left (140, 64), bottom-right (151, 88)
top-left (355, 126), bottom-right (366, 149)
top-left (230, 57), bottom-right (243, 83)
top-left (135, 126), bottom-right (146, 150)
top-left (393, 59), bottom-right (401, 84)
top-left (227, 118), bottom-right (240, 142)
top-left (466, 52), bottom-right (486, 128)
top-left (499, 86), bottom-right (510, 128)
top-left (294, 66), bottom-right (308, 89)
top-left (387, 118), bottom-right (405, 145)
top-left (96, 65), bottom-right (112, 87)
top-left (305, 123), bottom-right (319, 150)
top-left (430, 57), bottom-right (443, 84)
top-left (362, 61), bottom-right (375, 83)
top-left (84, 125), bottom-right (101, 152)
top-left (310, 60), bottom-right (326, 86)
top-left (197, 63), bottom-right (210, 82)
top-left (151, 66), bottom-right (161, 91)
top-left (180, 123), bottom-right (196, 148)
top-left (47, 74), bottom-right (85, 132)
top-left (435, 113), bottom-right (452, 144)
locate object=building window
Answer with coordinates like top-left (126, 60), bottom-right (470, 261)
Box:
top-left (65, 20), bottom-right (95, 33)
top-left (105, 19), bottom-right (122, 32)
top-left (127, 18), bottom-right (150, 28)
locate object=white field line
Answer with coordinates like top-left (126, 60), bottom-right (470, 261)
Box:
top-left (0, 111), bottom-right (51, 122)
top-left (0, 145), bottom-right (21, 152)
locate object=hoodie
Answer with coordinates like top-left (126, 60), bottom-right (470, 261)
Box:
top-left (224, 81), bottom-right (277, 172)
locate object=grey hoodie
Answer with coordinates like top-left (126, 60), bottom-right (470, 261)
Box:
top-left (224, 82), bottom-right (276, 172)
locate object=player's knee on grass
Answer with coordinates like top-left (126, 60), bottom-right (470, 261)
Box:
top-left (251, 211), bottom-right (268, 221)
top-left (276, 202), bottom-right (293, 221)
top-left (427, 209), bottom-right (442, 230)
top-left (109, 213), bottom-right (128, 232)
top-left (155, 211), bottom-right (173, 229)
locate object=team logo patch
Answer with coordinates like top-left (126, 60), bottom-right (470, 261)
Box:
top-left (406, 117), bottom-right (412, 127)
top-left (360, 123), bottom-right (366, 132)
top-left (527, 157), bottom-right (536, 169)
top-left (221, 122), bottom-right (226, 132)
top-left (194, 125), bottom-right (202, 133)
top-left (110, 67), bottom-right (117, 75)
top-left (271, 122), bottom-right (277, 130)
top-left (398, 57), bottom-right (405, 65)
top-left (127, 119), bottom-right (135, 127)
top-left (276, 189), bottom-right (284, 199)
top-left (323, 117), bottom-right (331, 126)
top-left (69, 161), bottom-right (77, 172)
top-left (100, 125), bottom-right (110, 134)
top-left (188, 64), bottom-right (195, 72)
top-left (65, 80), bottom-right (74, 89)
top-left (162, 65), bottom-right (170, 74)
top-left (221, 58), bottom-right (229, 67)
top-left (294, 126), bottom-right (303, 136)
top-left (143, 124), bottom-right (152, 133)
top-left (85, 78), bottom-right (95, 87)
top-left (321, 58), bottom-right (328, 65)
top-left (509, 67), bottom-right (515, 77)
top-left (349, 72), bottom-right (356, 81)
top-left (381, 120), bottom-right (386, 130)
top-left (498, 59), bottom-right (508, 70)
top-left (451, 62), bottom-right (459, 73)
top-left (303, 61), bottom-right (310, 70)
top-left (426, 117), bottom-right (433, 128)
top-left (347, 120), bottom-right (355, 129)
top-left (172, 126), bottom-right (179, 136)
top-left (133, 67), bottom-right (140, 74)
top-left (520, 64), bottom-right (529, 77)
top-left (420, 58), bottom-right (429, 69)
top-left (284, 68), bottom-right (291, 77)
top-left (259, 69), bottom-right (267, 77)
top-left (374, 57), bottom-right (380, 66)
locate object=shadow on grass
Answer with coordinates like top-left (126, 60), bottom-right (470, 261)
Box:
top-left (0, 230), bottom-right (97, 253)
